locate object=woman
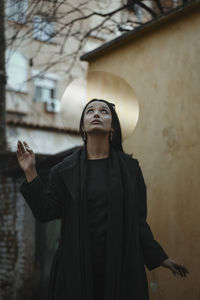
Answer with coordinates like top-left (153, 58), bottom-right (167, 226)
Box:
top-left (16, 99), bottom-right (189, 300)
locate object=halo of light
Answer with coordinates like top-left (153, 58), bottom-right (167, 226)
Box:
top-left (86, 71), bottom-right (139, 141)
top-left (60, 77), bottom-right (87, 130)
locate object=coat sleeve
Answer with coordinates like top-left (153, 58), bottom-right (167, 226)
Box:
top-left (136, 165), bottom-right (169, 271)
top-left (19, 165), bottom-right (64, 223)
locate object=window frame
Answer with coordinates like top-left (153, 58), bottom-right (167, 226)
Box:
top-left (6, 0), bottom-right (28, 24)
top-left (33, 75), bottom-right (57, 103)
top-left (33, 15), bottom-right (55, 43)
top-left (6, 49), bottom-right (28, 93)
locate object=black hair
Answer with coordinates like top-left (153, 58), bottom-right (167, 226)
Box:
top-left (79, 98), bottom-right (125, 152)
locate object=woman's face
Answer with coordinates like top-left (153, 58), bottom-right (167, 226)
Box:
top-left (82, 101), bottom-right (113, 135)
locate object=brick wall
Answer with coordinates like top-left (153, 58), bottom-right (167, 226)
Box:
top-left (0, 155), bottom-right (35, 300)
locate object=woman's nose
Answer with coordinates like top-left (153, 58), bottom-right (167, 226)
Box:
top-left (94, 111), bottom-right (100, 117)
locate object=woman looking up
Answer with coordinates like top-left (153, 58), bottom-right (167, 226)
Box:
top-left (16, 98), bottom-right (189, 300)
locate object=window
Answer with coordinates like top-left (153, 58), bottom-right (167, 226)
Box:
top-left (33, 16), bottom-right (54, 42)
top-left (34, 76), bottom-right (56, 102)
top-left (127, 0), bottom-right (143, 22)
top-left (6, 0), bottom-right (28, 24)
top-left (6, 49), bottom-right (28, 93)
top-left (132, 3), bottom-right (143, 22)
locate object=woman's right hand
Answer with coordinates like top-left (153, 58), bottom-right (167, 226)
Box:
top-left (16, 140), bottom-right (36, 173)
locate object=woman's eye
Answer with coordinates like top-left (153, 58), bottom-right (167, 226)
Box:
top-left (86, 108), bottom-right (108, 113)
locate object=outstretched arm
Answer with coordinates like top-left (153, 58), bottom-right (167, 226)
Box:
top-left (161, 258), bottom-right (189, 277)
top-left (137, 165), bottom-right (189, 277)
top-left (136, 165), bottom-right (169, 270)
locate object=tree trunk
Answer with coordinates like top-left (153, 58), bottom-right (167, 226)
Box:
top-left (0, 0), bottom-right (7, 152)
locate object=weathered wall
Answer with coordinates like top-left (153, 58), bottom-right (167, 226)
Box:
top-left (85, 7), bottom-right (200, 300)
top-left (0, 156), bottom-right (61, 300)
top-left (0, 157), bottom-right (35, 300)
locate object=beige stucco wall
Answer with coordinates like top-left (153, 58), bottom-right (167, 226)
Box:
top-left (85, 7), bottom-right (200, 300)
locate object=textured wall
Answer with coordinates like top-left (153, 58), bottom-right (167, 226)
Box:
top-left (0, 158), bottom-right (35, 300)
top-left (86, 7), bottom-right (200, 300)
top-left (0, 156), bottom-right (62, 300)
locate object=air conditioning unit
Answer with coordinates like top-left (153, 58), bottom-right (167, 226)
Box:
top-left (45, 99), bottom-right (61, 113)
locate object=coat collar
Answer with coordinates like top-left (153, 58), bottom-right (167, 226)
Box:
top-left (55, 146), bottom-right (138, 202)
top-left (57, 148), bottom-right (82, 202)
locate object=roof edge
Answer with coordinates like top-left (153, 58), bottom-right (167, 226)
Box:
top-left (80, 0), bottom-right (200, 62)
top-left (7, 119), bottom-right (80, 135)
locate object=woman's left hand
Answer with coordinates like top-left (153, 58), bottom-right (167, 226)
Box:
top-left (161, 258), bottom-right (189, 277)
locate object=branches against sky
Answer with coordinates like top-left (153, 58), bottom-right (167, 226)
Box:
top-left (5, 0), bottom-right (187, 77)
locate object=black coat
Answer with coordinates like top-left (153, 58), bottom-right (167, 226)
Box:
top-left (20, 146), bottom-right (168, 300)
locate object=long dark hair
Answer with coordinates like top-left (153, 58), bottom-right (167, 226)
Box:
top-left (79, 98), bottom-right (124, 152)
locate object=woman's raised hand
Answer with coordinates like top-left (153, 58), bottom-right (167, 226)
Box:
top-left (16, 140), bottom-right (36, 173)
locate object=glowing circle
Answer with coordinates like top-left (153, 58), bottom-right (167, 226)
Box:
top-left (86, 71), bottom-right (139, 141)
top-left (60, 77), bottom-right (87, 130)
top-left (60, 71), bottom-right (139, 140)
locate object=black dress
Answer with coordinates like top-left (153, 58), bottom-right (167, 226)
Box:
top-left (86, 157), bottom-right (109, 300)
